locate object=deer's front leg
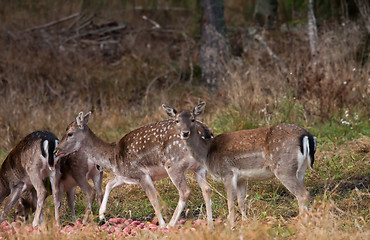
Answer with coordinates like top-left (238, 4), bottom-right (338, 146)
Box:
top-left (195, 168), bottom-right (213, 228)
top-left (99, 176), bottom-right (126, 221)
top-left (49, 169), bottom-right (62, 225)
top-left (224, 174), bottom-right (237, 229)
top-left (167, 167), bottom-right (191, 227)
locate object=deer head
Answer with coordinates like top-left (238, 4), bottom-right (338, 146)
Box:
top-left (54, 111), bottom-right (91, 157)
top-left (162, 102), bottom-right (206, 140)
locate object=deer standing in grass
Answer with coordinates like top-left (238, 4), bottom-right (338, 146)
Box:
top-left (54, 111), bottom-right (214, 228)
top-left (0, 131), bottom-right (59, 227)
top-left (53, 151), bottom-right (103, 224)
top-left (16, 151), bottom-right (104, 224)
top-left (162, 102), bottom-right (317, 227)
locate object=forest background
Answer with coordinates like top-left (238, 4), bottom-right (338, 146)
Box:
top-left (0, 0), bottom-right (369, 239)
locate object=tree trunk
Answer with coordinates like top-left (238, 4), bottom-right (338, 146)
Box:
top-left (200, 0), bottom-right (229, 90)
top-left (308, 0), bottom-right (318, 68)
top-left (253, 0), bottom-right (278, 29)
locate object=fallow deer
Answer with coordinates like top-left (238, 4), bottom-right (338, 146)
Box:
top-left (16, 151), bottom-right (103, 224)
top-left (54, 111), bottom-right (214, 228)
top-left (162, 102), bottom-right (317, 227)
top-left (0, 131), bottom-right (59, 227)
top-left (53, 151), bottom-right (103, 224)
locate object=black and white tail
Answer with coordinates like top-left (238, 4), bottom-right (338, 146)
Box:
top-left (300, 134), bottom-right (317, 170)
top-left (37, 131), bottom-right (59, 169)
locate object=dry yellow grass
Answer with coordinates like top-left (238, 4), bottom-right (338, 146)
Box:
top-left (0, 1), bottom-right (369, 239)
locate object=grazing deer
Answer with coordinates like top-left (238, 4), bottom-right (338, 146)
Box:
top-left (15, 151), bottom-right (103, 224)
top-left (53, 151), bottom-right (103, 224)
top-left (54, 111), bottom-right (214, 228)
top-left (0, 131), bottom-right (59, 227)
top-left (162, 102), bottom-right (317, 227)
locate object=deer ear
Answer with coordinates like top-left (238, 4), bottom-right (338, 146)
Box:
top-left (76, 111), bottom-right (91, 129)
top-left (83, 111), bottom-right (92, 125)
top-left (76, 112), bottom-right (84, 129)
top-left (193, 102), bottom-right (206, 116)
top-left (162, 104), bottom-right (177, 117)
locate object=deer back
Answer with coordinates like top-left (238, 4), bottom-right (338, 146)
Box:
top-left (114, 119), bottom-right (213, 178)
top-left (206, 127), bottom-right (270, 179)
top-left (264, 124), bottom-right (316, 171)
top-left (0, 131), bottom-right (59, 186)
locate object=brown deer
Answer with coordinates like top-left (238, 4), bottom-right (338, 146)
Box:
top-left (54, 111), bottom-right (214, 228)
top-left (0, 131), bottom-right (59, 227)
top-left (15, 151), bottom-right (103, 225)
top-left (53, 151), bottom-right (103, 224)
top-left (162, 102), bottom-right (317, 227)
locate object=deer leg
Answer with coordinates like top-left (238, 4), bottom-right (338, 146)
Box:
top-left (99, 176), bottom-right (127, 220)
top-left (92, 168), bottom-right (104, 208)
top-left (223, 174), bottom-right (237, 228)
top-left (74, 177), bottom-right (94, 224)
top-left (167, 168), bottom-right (191, 227)
top-left (194, 168), bottom-right (213, 228)
top-left (66, 187), bottom-right (76, 222)
top-left (50, 169), bottom-right (62, 225)
top-left (0, 184), bottom-right (10, 209)
top-left (1, 184), bottom-right (25, 221)
top-left (237, 181), bottom-right (247, 221)
top-left (275, 173), bottom-right (310, 215)
top-left (0, 185), bottom-right (11, 223)
top-left (52, 182), bottom-right (64, 225)
top-left (30, 181), bottom-right (48, 227)
top-left (28, 167), bottom-right (50, 228)
top-left (139, 175), bottom-right (166, 228)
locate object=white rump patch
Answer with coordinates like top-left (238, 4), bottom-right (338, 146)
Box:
top-left (297, 136), bottom-right (309, 183)
top-left (42, 140), bottom-right (49, 157)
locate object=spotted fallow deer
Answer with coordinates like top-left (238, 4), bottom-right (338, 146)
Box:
top-left (0, 131), bottom-right (59, 227)
top-left (15, 151), bottom-right (103, 224)
top-left (162, 102), bottom-right (317, 227)
top-left (54, 111), bottom-right (214, 228)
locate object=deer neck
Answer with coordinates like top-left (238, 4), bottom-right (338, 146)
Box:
top-left (80, 127), bottom-right (116, 170)
top-left (184, 129), bottom-right (212, 165)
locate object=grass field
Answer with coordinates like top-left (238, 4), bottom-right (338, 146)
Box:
top-left (0, 0), bottom-right (369, 239)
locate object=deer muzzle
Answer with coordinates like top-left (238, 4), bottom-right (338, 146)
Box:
top-left (181, 130), bottom-right (190, 139)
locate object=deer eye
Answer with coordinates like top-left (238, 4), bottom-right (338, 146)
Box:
top-left (191, 119), bottom-right (195, 122)
top-left (67, 132), bottom-right (73, 137)
top-left (175, 120), bottom-right (179, 123)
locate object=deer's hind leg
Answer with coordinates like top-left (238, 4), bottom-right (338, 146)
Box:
top-left (274, 167), bottom-right (310, 215)
top-left (1, 183), bottom-right (25, 221)
top-left (74, 176), bottom-right (94, 224)
top-left (237, 180), bottom-right (247, 221)
top-left (29, 172), bottom-right (48, 227)
top-left (93, 167), bottom-right (103, 207)
top-left (139, 174), bottom-right (166, 228)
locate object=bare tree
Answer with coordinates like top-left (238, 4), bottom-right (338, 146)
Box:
top-left (308, 0), bottom-right (318, 68)
top-left (200, 0), bottom-right (230, 90)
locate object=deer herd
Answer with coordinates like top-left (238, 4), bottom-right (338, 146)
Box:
top-left (0, 102), bottom-right (317, 228)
